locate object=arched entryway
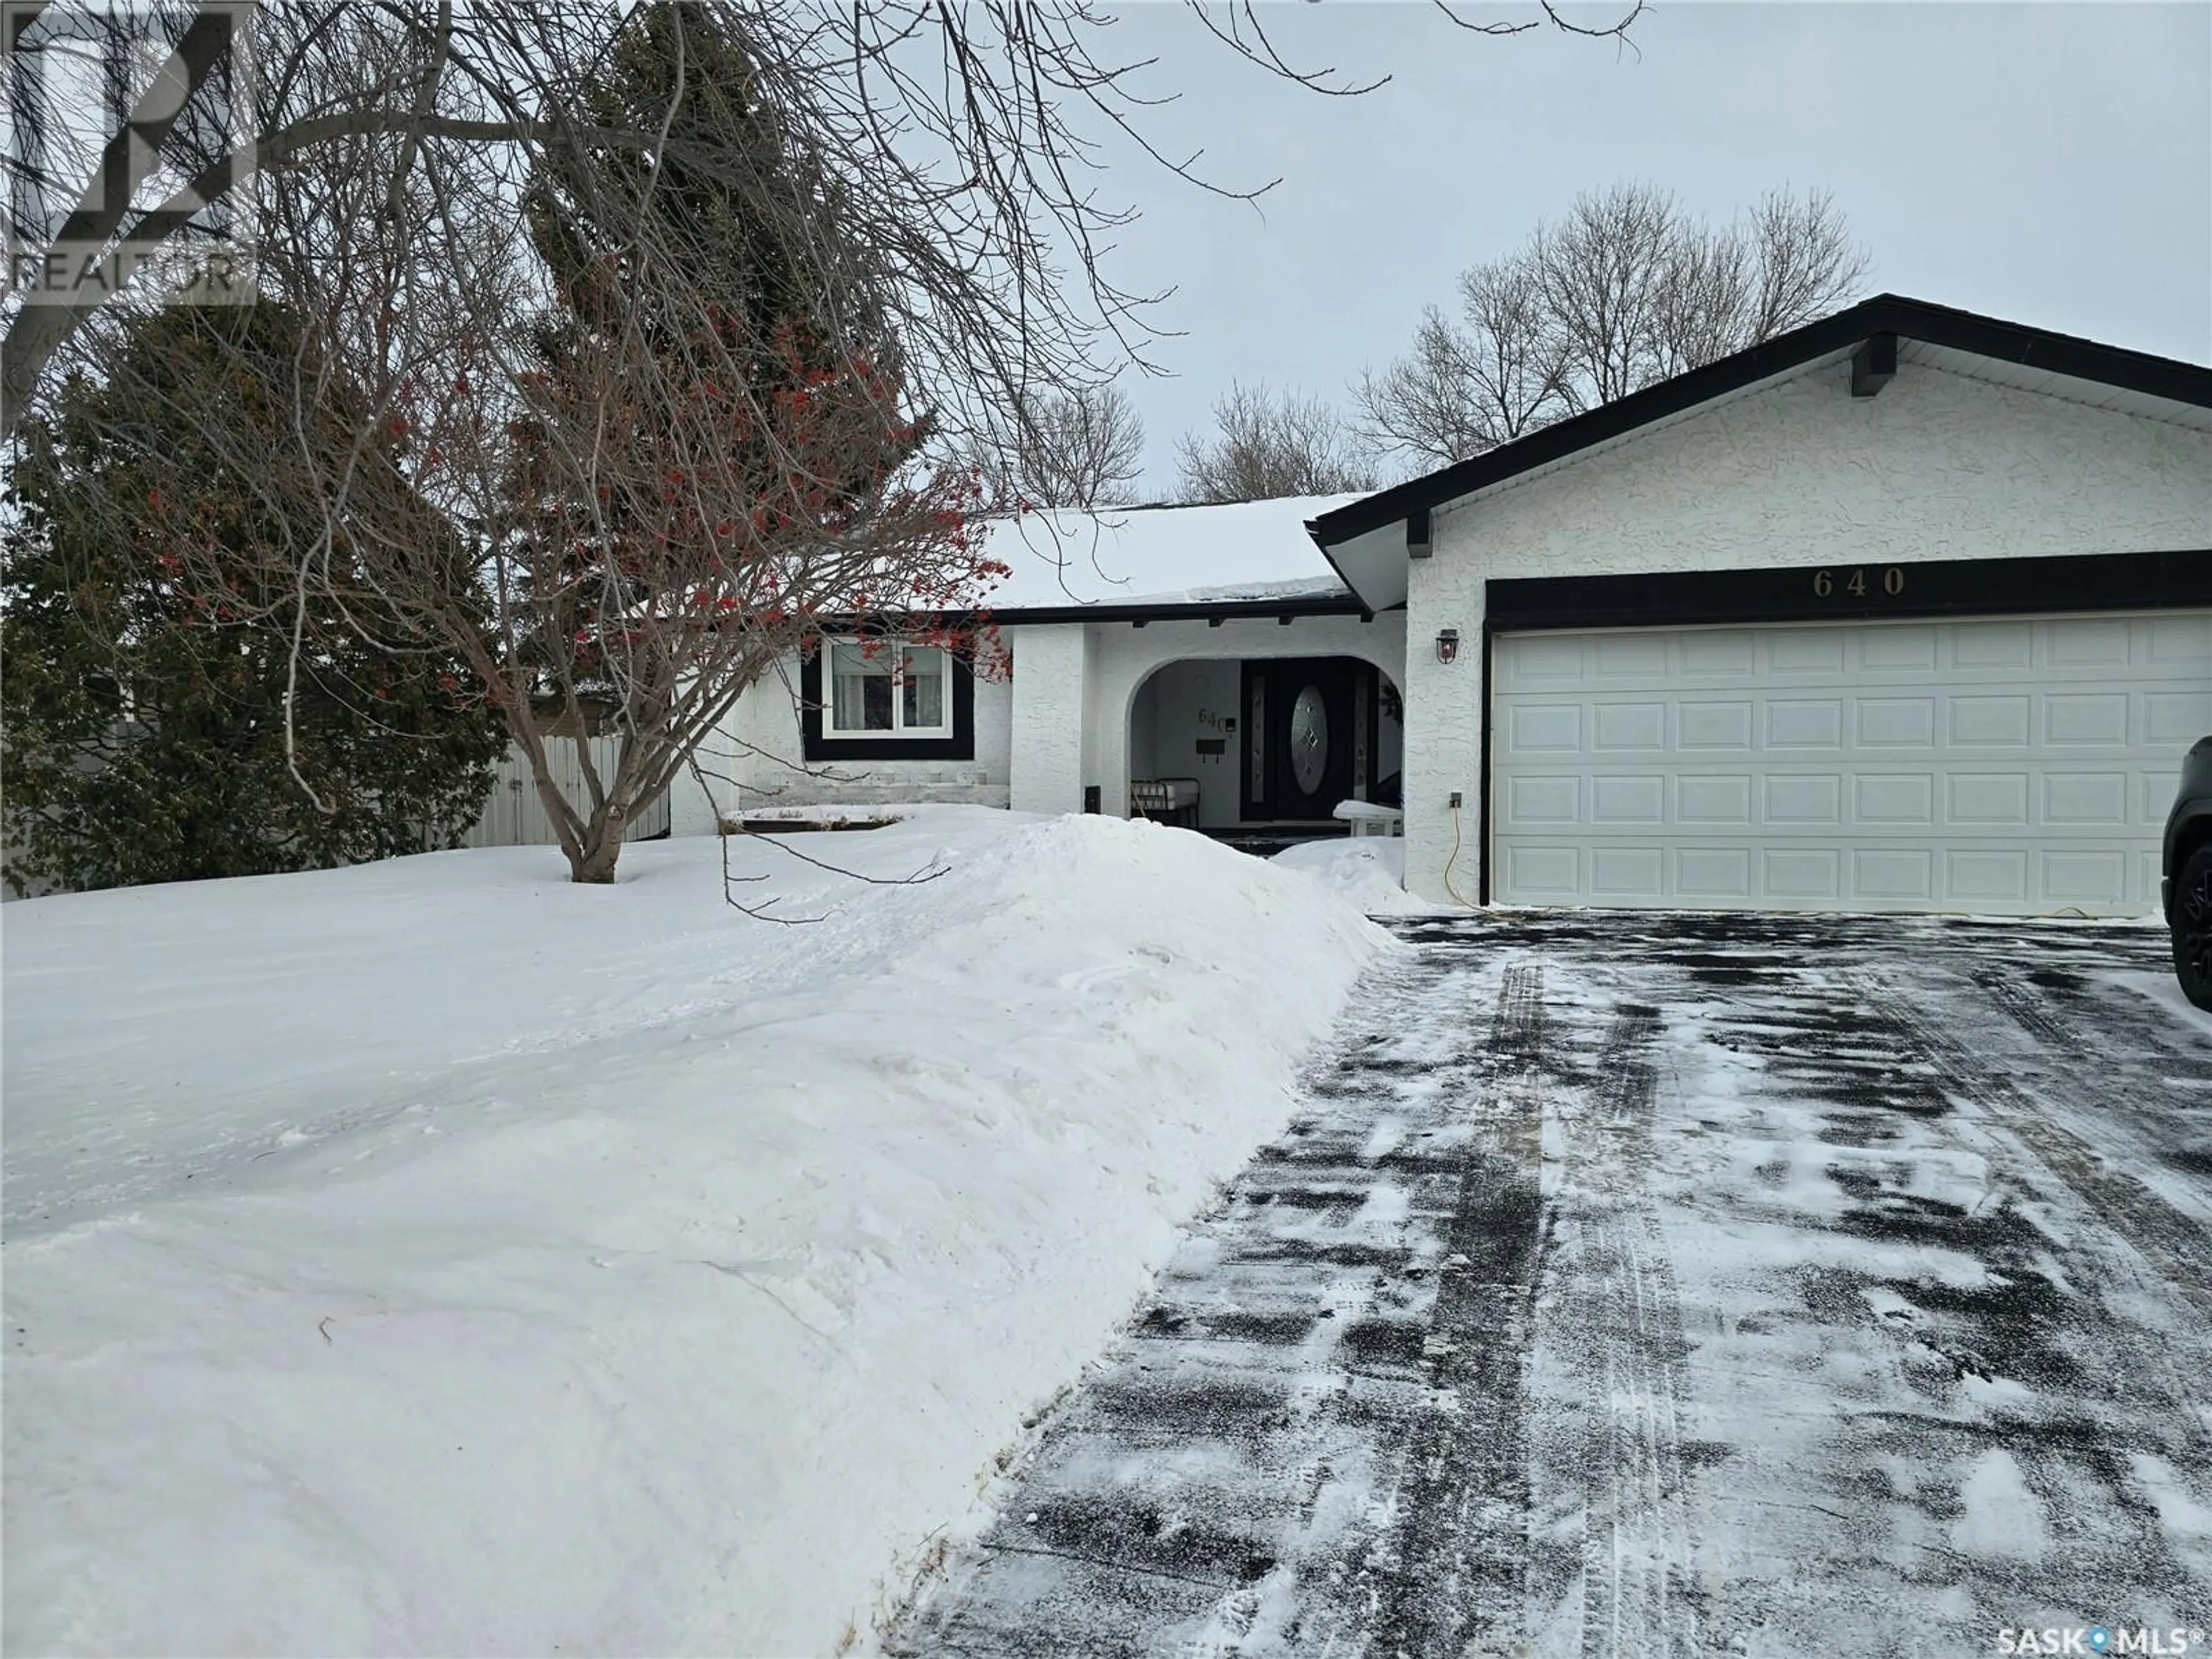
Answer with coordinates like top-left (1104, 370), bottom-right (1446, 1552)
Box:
top-left (1126, 654), bottom-right (1403, 843)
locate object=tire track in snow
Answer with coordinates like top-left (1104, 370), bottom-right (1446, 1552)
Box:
top-left (1882, 976), bottom-right (2212, 1325)
top-left (1522, 1001), bottom-right (1699, 1659)
top-left (1967, 963), bottom-right (2212, 1214)
top-left (1364, 964), bottom-right (1547, 1658)
top-left (1837, 964), bottom-right (2212, 1626)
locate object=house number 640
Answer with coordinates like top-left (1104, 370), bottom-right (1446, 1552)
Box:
top-left (1813, 566), bottom-right (1905, 598)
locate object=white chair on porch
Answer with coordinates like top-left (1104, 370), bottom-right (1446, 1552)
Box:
top-left (1130, 778), bottom-right (1202, 830)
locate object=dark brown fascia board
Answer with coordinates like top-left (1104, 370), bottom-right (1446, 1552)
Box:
top-left (813, 592), bottom-right (1377, 631)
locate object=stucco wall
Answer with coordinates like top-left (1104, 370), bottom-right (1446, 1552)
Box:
top-left (670, 652), bottom-right (1013, 835)
top-left (1006, 624), bottom-right (1090, 816)
top-left (1399, 359), bottom-right (2212, 903)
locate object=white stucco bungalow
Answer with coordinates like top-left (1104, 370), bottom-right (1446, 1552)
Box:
top-left (676, 294), bottom-right (2212, 916)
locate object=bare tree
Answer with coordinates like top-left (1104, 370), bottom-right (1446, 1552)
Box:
top-left (1646, 213), bottom-right (1756, 380)
top-left (970, 384), bottom-right (1146, 510)
top-left (3, 1), bottom-right (1647, 435)
top-left (1, 1), bottom-right (1644, 884)
top-left (1355, 182), bottom-right (1870, 470)
top-left (1175, 382), bottom-right (1376, 503)
top-left (1353, 251), bottom-right (1573, 474)
top-left (43, 5), bottom-right (1007, 885)
top-left (1743, 187), bottom-right (1869, 343)
top-left (1535, 180), bottom-right (1683, 409)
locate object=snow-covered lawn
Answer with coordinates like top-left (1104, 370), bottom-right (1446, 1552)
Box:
top-left (2, 808), bottom-right (1394, 1657)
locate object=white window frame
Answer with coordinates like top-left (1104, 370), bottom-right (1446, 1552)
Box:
top-left (821, 636), bottom-right (955, 740)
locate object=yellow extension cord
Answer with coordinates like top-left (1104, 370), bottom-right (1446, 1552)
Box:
top-left (1441, 800), bottom-right (1481, 910)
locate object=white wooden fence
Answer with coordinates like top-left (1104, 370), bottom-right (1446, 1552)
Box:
top-left (453, 736), bottom-right (671, 849)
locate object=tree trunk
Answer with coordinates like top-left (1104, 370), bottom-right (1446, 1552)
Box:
top-left (569, 804), bottom-right (627, 883)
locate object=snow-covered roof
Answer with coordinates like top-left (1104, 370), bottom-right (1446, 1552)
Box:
top-left (975, 494), bottom-right (1363, 615)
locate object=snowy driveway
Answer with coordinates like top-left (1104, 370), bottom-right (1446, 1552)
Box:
top-left (894, 913), bottom-right (2212, 1658)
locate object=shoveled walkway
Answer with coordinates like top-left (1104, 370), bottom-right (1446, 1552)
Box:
top-left (889, 912), bottom-right (2212, 1658)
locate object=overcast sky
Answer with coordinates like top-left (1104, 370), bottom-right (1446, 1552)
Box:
top-left (1071, 2), bottom-right (2212, 497)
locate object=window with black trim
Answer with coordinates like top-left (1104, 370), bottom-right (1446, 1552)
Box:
top-left (800, 634), bottom-right (976, 762)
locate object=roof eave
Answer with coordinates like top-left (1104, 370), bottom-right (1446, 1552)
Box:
top-left (813, 592), bottom-right (1376, 630)
top-left (990, 591), bottom-right (1373, 626)
top-left (1308, 294), bottom-right (2212, 550)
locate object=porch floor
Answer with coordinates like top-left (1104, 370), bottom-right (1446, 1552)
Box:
top-left (1198, 824), bottom-right (1350, 859)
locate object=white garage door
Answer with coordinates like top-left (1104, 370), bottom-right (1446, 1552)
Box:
top-left (1489, 611), bottom-right (2212, 915)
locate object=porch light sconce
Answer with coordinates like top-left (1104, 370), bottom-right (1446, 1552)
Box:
top-left (1435, 627), bottom-right (1461, 665)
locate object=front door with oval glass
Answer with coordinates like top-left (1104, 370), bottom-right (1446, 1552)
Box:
top-left (1241, 657), bottom-right (1374, 821)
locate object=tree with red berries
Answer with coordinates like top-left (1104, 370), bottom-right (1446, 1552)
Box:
top-left (54, 5), bottom-right (1010, 886)
top-left (471, 4), bottom-right (1002, 882)
top-left (4, 2), bottom-right (1648, 892)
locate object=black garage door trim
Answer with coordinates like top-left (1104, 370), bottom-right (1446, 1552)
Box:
top-left (1485, 547), bottom-right (2209, 634)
